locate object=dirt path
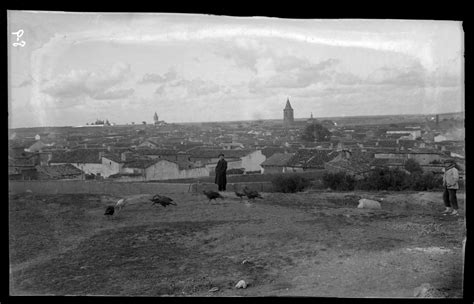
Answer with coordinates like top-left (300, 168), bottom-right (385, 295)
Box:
top-left (9, 191), bottom-right (465, 297)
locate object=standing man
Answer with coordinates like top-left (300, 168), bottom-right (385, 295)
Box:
top-left (215, 153), bottom-right (227, 192)
top-left (442, 159), bottom-right (460, 216)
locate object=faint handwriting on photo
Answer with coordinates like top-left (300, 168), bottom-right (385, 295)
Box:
top-left (11, 29), bottom-right (25, 47)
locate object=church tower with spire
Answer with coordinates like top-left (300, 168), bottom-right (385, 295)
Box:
top-left (153, 112), bottom-right (159, 125)
top-left (283, 98), bottom-right (294, 126)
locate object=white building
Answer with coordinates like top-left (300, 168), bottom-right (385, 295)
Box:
top-left (387, 130), bottom-right (422, 139)
top-left (434, 134), bottom-right (448, 142)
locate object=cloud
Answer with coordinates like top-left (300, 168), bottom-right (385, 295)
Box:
top-left (41, 62), bottom-right (132, 100)
top-left (366, 62), bottom-right (462, 88)
top-left (213, 38), bottom-right (266, 73)
top-left (187, 79), bottom-right (221, 96)
top-left (15, 76), bottom-right (33, 88)
top-left (92, 88), bottom-right (135, 100)
top-left (250, 58), bottom-right (339, 92)
top-left (367, 64), bottom-right (426, 87)
top-left (333, 72), bottom-right (363, 85)
top-left (139, 68), bottom-right (177, 84)
top-left (154, 78), bottom-right (223, 98)
top-left (155, 85), bottom-right (165, 95)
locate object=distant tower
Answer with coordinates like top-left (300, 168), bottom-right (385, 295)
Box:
top-left (283, 98), bottom-right (294, 126)
top-left (153, 112), bottom-right (159, 125)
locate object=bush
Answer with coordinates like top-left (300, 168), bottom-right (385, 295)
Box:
top-left (84, 173), bottom-right (95, 180)
top-left (407, 172), bottom-right (443, 191)
top-left (322, 172), bottom-right (355, 191)
top-left (227, 168), bottom-right (244, 175)
top-left (354, 167), bottom-right (409, 191)
top-left (405, 159), bottom-right (423, 174)
top-left (272, 174), bottom-right (312, 193)
top-left (354, 167), bottom-right (443, 191)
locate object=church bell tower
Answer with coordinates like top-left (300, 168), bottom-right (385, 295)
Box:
top-left (283, 98), bottom-right (294, 126)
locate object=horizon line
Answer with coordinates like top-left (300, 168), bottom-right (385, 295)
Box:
top-left (8, 111), bottom-right (465, 130)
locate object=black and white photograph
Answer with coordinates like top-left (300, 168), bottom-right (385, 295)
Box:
top-left (7, 11), bottom-right (466, 298)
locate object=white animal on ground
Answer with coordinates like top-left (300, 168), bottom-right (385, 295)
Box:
top-left (113, 194), bottom-right (156, 215)
top-left (357, 198), bottom-right (381, 209)
top-left (235, 280), bottom-right (247, 289)
top-left (115, 198), bottom-right (127, 214)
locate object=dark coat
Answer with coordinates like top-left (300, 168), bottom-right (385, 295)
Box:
top-left (215, 159), bottom-right (227, 186)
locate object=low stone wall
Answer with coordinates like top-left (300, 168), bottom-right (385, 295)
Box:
top-left (8, 180), bottom-right (276, 195)
top-left (9, 180), bottom-right (192, 196)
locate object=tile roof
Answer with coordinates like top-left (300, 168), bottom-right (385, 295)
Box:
top-left (366, 147), bottom-right (399, 153)
top-left (398, 140), bottom-right (416, 148)
top-left (9, 152), bottom-right (40, 167)
top-left (162, 159), bottom-right (202, 170)
top-left (408, 148), bottom-right (443, 154)
top-left (287, 149), bottom-right (337, 169)
top-left (326, 159), bottom-right (372, 174)
top-left (187, 148), bottom-right (256, 159)
top-left (261, 153), bottom-right (295, 167)
top-left (102, 153), bottom-right (123, 164)
top-left (135, 148), bottom-right (178, 156)
top-left (377, 140), bottom-right (399, 147)
top-left (122, 159), bottom-right (158, 169)
top-left (348, 149), bottom-right (374, 163)
top-left (370, 158), bottom-right (405, 166)
top-left (261, 147), bottom-right (290, 158)
top-left (36, 164), bottom-right (83, 179)
top-left (108, 172), bottom-right (143, 178)
top-left (139, 139), bottom-right (160, 146)
top-left (50, 149), bottom-right (106, 164)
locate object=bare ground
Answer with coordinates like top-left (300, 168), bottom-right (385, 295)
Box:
top-left (9, 190), bottom-right (465, 297)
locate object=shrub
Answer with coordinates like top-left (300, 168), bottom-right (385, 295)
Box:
top-left (407, 172), bottom-right (443, 191)
top-left (405, 159), bottom-right (423, 174)
top-left (322, 172), bottom-right (355, 191)
top-left (227, 168), bottom-right (244, 175)
top-left (355, 167), bottom-right (409, 191)
top-left (84, 173), bottom-right (95, 180)
top-left (272, 174), bottom-right (311, 193)
top-left (355, 167), bottom-right (443, 191)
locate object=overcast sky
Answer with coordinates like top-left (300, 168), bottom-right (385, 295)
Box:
top-left (8, 12), bottom-right (464, 128)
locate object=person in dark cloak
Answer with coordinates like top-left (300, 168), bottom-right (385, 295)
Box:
top-left (215, 153), bottom-right (227, 192)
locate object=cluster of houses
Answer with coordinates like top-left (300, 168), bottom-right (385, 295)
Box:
top-left (8, 104), bottom-right (464, 182)
top-left (8, 139), bottom-right (267, 182)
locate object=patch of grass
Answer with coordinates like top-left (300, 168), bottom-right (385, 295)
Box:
top-left (11, 221), bottom-right (274, 296)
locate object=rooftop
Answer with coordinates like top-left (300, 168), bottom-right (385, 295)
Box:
top-left (122, 159), bottom-right (158, 169)
top-left (261, 153), bottom-right (295, 167)
top-left (36, 164), bottom-right (83, 179)
top-left (135, 148), bottom-right (179, 156)
top-left (187, 148), bottom-right (257, 159)
top-left (50, 149), bottom-right (106, 164)
top-left (326, 159), bottom-right (372, 174)
top-left (287, 149), bottom-right (338, 169)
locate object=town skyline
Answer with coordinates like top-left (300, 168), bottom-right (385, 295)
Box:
top-left (8, 12), bottom-right (464, 129)
top-left (8, 109), bottom-right (465, 130)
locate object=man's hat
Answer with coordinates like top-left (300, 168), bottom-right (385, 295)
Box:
top-left (218, 153), bottom-right (224, 157)
top-left (444, 159), bottom-right (456, 166)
